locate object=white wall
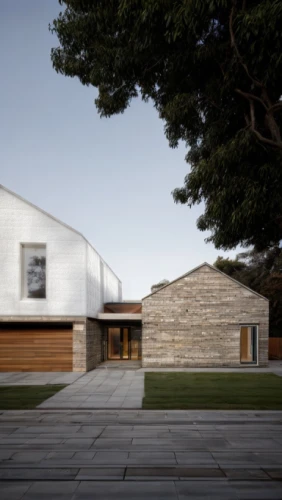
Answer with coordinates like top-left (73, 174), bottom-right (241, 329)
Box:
top-left (103, 261), bottom-right (122, 304)
top-left (0, 187), bottom-right (122, 318)
top-left (86, 243), bottom-right (122, 317)
top-left (0, 187), bottom-right (87, 316)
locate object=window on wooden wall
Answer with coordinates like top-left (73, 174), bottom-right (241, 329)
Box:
top-left (21, 244), bottom-right (46, 299)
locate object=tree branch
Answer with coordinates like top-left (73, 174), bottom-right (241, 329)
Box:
top-left (244, 108), bottom-right (282, 150)
top-left (229, 5), bottom-right (263, 89)
top-left (250, 100), bottom-right (255, 129)
top-left (230, 9), bottom-right (282, 149)
top-left (251, 129), bottom-right (282, 151)
top-left (201, 95), bottom-right (222, 111)
top-left (235, 88), bottom-right (268, 110)
top-left (269, 102), bottom-right (282, 114)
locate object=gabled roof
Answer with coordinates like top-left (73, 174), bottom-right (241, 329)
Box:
top-left (142, 262), bottom-right (268, 301)
top-left (0, 184), bottom-right (121, 283)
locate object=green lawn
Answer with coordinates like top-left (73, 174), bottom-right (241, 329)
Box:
top-left (142, 373), bottom-right (282, 410)
top-left (0, 385), bottom-right (66, 410)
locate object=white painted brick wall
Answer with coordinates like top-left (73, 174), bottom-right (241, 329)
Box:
top-left (0, 187), bottom-right (122, 318)
top-left (86, 243), bottom-right (122, 317)
top-left (103, 261), bottom-right (122, 304)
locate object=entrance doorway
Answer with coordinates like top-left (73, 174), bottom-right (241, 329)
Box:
top-left (108, 327), bottom-right (141, 360)
top-left (240, 326), bottom-right (258, 364)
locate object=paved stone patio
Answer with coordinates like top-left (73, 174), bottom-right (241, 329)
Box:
top-left (38, 369), bottom-right (145, 409)
top-left (0, 409), bottom-right (282, 499)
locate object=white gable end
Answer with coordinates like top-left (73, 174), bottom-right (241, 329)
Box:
top-left (0, 187), bottom-right (84, 316)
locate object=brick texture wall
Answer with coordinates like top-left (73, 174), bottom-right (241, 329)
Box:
top-left (142, 264), bottom-right (269, 368)
top-left (85, 319), bottom-right (103, 371)
top-left (72, 319), bottom-right (103, 371)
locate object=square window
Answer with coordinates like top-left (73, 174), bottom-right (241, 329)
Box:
top-left (21, 244), bottom-right (46, 299)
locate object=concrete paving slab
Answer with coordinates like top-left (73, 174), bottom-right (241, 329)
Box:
top-left (0, 409), bottom-right (282, 499)
top-left (38, 369), bottom-right (144, 409)
top-left (0, 372), bottom-right (83, 385)
top-left (0, 481), bottom-right (32, 500)
top-left (128, 451), bottom-right (177, 465)
top-left (76, 468), bottom-right (125, 479)
top-left (125, 467), bottom-right (225, 478)
top-left (92, 451), bottom-right (129, 464)
top-left (223, 468), bottom-right (270, 480)
top-left (0, 468), bottom-right (79, 480)
top-left (175, 452), bottom-right (217, 465)
top-left (10, 451), bottom-right (48, 462)
top-left (62, 438), bottom-right (95, 449)
top-left (234, 480), bottom-right (282, 499)
top-left (175, 481), bottom-right (239, 499)
top-left (73, 480), bottom-right (178, 499)
top-left (21, 480), bottom-right (79, 499)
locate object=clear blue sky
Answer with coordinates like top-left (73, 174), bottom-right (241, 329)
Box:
top-left (0, 0), bottom-right (239, 299)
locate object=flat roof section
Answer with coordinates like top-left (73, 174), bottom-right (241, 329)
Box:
top-left (98, 313), bottom-right (142, 321)
top-left (104, 303), bottom-right (142, 314)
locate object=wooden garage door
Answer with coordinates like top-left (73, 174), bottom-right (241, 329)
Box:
top-left (0, 324), bottom-right (73, 372)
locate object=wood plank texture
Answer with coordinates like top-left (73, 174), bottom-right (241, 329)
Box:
top-left (0, 328), bottom-right (73, 371)
top-left (269, 338), bottom-right (282, 360)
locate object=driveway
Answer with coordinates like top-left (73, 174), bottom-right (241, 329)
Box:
top-left (0, 409), bottom-right (282, 499)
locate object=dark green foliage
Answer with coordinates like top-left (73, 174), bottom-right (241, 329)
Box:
top-left (50, 1), bottom-right (282, 249)
top-left (214, 247), bottom-right (282, 336)
top-left (143, 373), bottom-right (282, 410)
top-left (0, 385), bottom-right (66, 410)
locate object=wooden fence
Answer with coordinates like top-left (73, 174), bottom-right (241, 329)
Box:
top-left (269, 338), bottom-right (282, 360)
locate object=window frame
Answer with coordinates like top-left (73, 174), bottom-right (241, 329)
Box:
top-left (20, 243), bottom-right (47, 301)
top-left (240, 324), bottom-right (259, 366)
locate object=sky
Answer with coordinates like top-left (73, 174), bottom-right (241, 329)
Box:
top-left (0, 0), bottom-right (240, 299)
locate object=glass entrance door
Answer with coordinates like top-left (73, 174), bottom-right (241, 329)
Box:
top-left (107, 327), bottom-right (142, 360)
top-left (108, 328), bottom-right (120, 359)
top-left (121, 328), bottom-right (129, 359)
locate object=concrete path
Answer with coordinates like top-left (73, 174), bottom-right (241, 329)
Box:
top-left (0, 372), bottom-right (82, 386)
top-left (0, 409), bottom-right (282, 499)
top-left (38, 369), bottom-right (145, 410)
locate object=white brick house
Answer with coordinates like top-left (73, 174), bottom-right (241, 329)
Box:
top-left (0, 185), bottom-right (121, 371)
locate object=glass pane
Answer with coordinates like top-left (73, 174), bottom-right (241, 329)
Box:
top-left (252, 326), bottom-right (258, 363)
top-left (108, 328), bottom-right (121, 359)
top-left (131, 340), bottom-right (140, 360)
top-left (122, 328), bottom-right (129, 359)
top-left (22, 245), bottom-right (46, 299)
top-left (131, 328), bottom-right (142, 360)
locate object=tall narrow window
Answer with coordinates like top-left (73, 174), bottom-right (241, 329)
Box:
top-left (22, 244), bottom-right (46, 299)
top-left (240, 326), bottom-right (258, 364)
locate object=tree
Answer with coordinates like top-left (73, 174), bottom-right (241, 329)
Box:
top-left (214, 248), bottom-right (282, 336)
top-left (213, 256), bottom-right (246, 276)
top-left (27, 256), bottom-right (46, 299)
top-left (50, 1), bottom-right (282, 250)
top-left (151, 279), bottom-right (170, 293)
